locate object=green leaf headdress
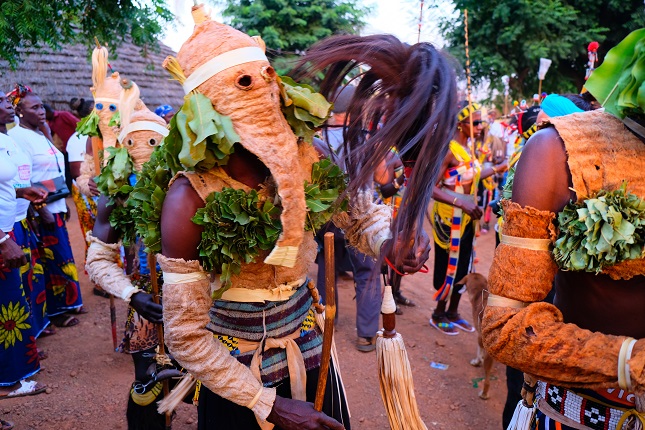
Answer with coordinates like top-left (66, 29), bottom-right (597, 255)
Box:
top-left (586, 28), bottom-right (645, 119)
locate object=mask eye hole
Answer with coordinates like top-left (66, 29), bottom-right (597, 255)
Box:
top-left (95, 103), bottom-right (103, 110)
top-left (148, 138), bottom-right (157, 146)
top-left (261, 66), bottom-right (276, 82)
top-left (109, 104), bottom-right (117, 112)
top-left (235, 74), bottom-right (253, 90)
top-left (126, 139), bottom-right (134, 147)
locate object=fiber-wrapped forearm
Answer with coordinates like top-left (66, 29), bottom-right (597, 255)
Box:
top-left (76, 154), bottom-right (96, 197)
top-left (85, 233), bottom-right (140, 302)
top-left (332, 189), bottom-right (392, 258)
top-left (482, 200), bottom-right (645, 391)
top-left (157, 254), bottom-right (276, 421)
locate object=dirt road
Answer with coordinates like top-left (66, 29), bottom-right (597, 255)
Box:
top-left (1, 199), bottom-right (505, 429)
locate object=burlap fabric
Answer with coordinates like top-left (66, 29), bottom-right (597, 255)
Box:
top-left (483, 201), bottom-right (645, 391)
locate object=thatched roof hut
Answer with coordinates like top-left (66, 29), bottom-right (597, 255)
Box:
top-left (0, 41), bottom-right (184, 113)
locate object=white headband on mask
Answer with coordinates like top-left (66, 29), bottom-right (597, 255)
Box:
top-left (118, 121), bottom-right (169, 144)
top-left (182, 46), bottom-right (268, 94)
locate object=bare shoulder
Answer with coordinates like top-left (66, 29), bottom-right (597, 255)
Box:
top-left (160, 176), bottom-right (205, 260)
top-left (512, 127), bottom-right (573, 213)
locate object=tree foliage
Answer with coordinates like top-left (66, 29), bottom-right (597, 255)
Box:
top-left (435, 0), bottom-right (645, 99)
top-left (221, 0), bottom-right (369, 75)
top-left (0, 0), bottom-right (174, 68)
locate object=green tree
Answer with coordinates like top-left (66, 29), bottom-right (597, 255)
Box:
top-left (221, 0), bottom-right (369, 74)
top-left (0, 0), bottom-right (174, 68)
top-left (434, 0), bottom-right (645, 99)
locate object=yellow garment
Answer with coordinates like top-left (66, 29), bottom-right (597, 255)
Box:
top-left (432, 141), bottom-right (480, 249)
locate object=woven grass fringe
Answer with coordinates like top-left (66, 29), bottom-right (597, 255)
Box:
top-left (506, 400), bottom-right (536, 430)
top-left (157, 373), bottom-right (196, 415)
top-left (376, 331), bottom-right (427, 430)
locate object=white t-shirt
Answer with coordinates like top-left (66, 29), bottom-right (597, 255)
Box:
top-left (67, 133), bottom-right (88, 163)
top-left (0, 146), bottom-right (17, 232)
top-left (9, 126), bottom-right (67, 214)
top-left (0, 133), bottom-right (32, 222)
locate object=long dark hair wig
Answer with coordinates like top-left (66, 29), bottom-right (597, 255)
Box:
top-left (295, 34), bottom-right (457, 268)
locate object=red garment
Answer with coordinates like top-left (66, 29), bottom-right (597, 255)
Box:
top-left (47, 111), bottom-right (80, 151)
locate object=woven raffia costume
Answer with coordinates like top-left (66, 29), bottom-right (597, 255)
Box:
top-left (84, 80), bottom-right (177, 427)
top-left (144, 9), bottom-right (392, 430)
top-left (484, 109), bottom-right (645, 430)
top-left (483, 33), bottom-right (645, 430)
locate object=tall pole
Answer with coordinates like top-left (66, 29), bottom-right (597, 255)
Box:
top-left (417, 0), bottom-right (425, 43)
top-left (464, 9), bottom-right (475, 155)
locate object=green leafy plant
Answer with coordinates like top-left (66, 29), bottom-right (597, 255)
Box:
top-left (94, 146), bottom-right (137, 244)
top-left (554, 182), bottom-right (645, 272)
top-left (586, 28), bottom-right (645, 119)
top-left (127, 146), bottom-right (173, 253)
top-left (304, 158), bottom-right (348, 231)
top-left (174, 92), bottom-right (239, 171)
top-left (96, 147), bottom-right (134, 197)
top-left (108, 111), bottom-right (121, 128)
top-left (75, 110), bottom-right (101, 138)
top-left (278, 75), bottom-right (332, 142)
top-left (192, 188), bottom-right (282, 296)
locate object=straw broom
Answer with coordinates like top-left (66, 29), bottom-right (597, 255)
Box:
top-left (376, 285), bottom-right (427, 430)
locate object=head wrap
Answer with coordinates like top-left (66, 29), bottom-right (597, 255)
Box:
top-left (457, 102), bottom-right (481, 122)
top-left (517, 106), bottom-right (541, 140)
top-left (541, 94), bottom-right (584, 118)
top-left (154, 105), bottom-right (174, 117)
top-left (7, 84), bottom-right (33, 107)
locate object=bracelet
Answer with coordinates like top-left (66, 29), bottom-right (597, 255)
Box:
top-left (452, 196), bottom-right (460, 207)
top-left (618, 337), bottom-right (637, 390)
top-left (492, 165), bottom-right (499, 174)
top-left (0, 234), bottom-right (10, 245)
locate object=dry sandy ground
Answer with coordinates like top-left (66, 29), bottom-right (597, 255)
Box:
top-left (1, 198), bottom-right (505, 429)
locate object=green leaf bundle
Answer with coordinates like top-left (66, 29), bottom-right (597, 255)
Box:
top-left (171, 92), bottom-right (239, 172)
top-left (95, 146), bottom-right (137, 244)
top-left (127, 145), bottom-right (173, 253)
top-left (279, 76), bottom-right (332, 142)
top-left (192, 188), bottom-right (282, 296)
top-left (554, 183), bottom-right (645, 272)
top-left (586, 29), bottom-right (645, 119)
top-left (304, 158), bottom-right (348, 231)
top-left (75, 110), bottom-right (101, 138)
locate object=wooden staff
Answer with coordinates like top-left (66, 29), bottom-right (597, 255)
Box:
top-left (148, 253), bottom-right (171, 429)
top-left (464, 9), bottom-right (476, 154)
top-left (91, 136), bottom-right (118, 351)
top-left (314, 232), bottom-right (336, 411)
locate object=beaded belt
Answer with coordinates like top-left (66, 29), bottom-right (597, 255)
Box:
top-left (537, 382), bottom-right (645, 430)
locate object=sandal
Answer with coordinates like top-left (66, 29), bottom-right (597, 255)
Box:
top-left (0, 380), bottom-right (47, 400)
top-left (1, 419), bottom-right (13, 430)
top-left (393, 291), bottom-right (416, 307)
top-left (37, 349), bottom-right (48, 360)
top-left (40, 326), bottom-right (56, 337)
top-left (446, 313), bottom-right (476, 333)
top-left (356, 337), bottom-right (376, 353)
top-left (430, 314), bottom-right (459, 336)
top-left (50, 314), bottom-right (80, 328)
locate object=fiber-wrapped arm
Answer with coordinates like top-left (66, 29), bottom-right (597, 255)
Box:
top-left (85, 233), bottom-right (140, 302)
top-left (482, 200), bottom-right (645, 391)
top-left (157, 254), bottom-right (276, 422)
top-left (332, 189), bottom-right (392, 258)
top-left (75, 154), bottom-right (96, 197)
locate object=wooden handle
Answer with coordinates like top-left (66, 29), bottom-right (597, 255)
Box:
top-left (314, 232), bottom-right (336, 412)
top-left (91, 136), bottom-right (103, 173)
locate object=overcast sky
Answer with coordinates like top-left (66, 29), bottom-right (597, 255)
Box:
top-left (162, 1), bottom-right (453, 52)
